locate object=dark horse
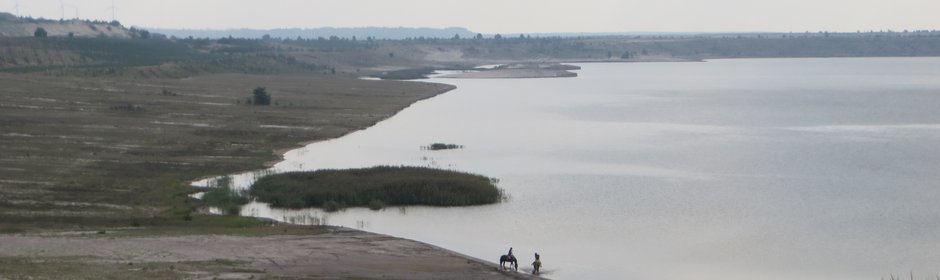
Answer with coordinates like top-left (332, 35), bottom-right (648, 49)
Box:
top-left (499, 254), bottom-right (518, 271)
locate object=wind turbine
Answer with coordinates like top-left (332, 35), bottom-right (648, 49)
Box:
top-left (65, 4), bottom-right (78, 19)
top-left (110, 0), bottom-right (116, 22)
top-left (100, 0), bottom-right (116, 22)
top-left (13, 0), bottom-right (19, 16)
top-left (59, 0), bottom-right (64, 20)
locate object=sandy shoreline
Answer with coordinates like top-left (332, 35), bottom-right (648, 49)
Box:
top-left (441, 63), bottom-right (580, 79)
top-left (0, 226), bottom-right (543, 279)
top-left (443, 68), bottom-right (577, 79)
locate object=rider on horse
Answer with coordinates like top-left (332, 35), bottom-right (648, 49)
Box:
top-left (500, 247), bottom-right (518, 271)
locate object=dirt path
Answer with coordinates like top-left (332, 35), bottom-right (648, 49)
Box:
top-left (0, 227), bottom-right (542, 279)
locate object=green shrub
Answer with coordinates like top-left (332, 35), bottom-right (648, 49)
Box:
top-left (323, 200), bottom-right (344, 212)
top-left (34, 27), bottom-right (47, 38)
top-left (427, 143), bottom-right (462, 150)
top-left (201, 185), bottom-right (249, 216)
top-left (368, 199), bottom-right (386, 210)
top-left (252, 87), bottom-right (271, 105)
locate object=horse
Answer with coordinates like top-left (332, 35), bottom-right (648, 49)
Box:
top-left (499, 254), bottom-right (518, 271)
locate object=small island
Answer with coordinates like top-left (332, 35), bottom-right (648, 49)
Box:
top-left (250, 166), bottom-right (503, 211)
top-left (424, 143), bottom-right (464, 150)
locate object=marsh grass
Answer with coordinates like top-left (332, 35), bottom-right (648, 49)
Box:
top-left (200, 176), bottom-right (249, 215)
top-left (424, 143), bottom-right (463, 150)
top-left (368, 199), bottom-right (386, 210)
top-left (322, 200), bottom-right (346, 212)
top-left (201, 186), bottom-right (249, 215)
top-left (249, 166), bottom-right (503, 209)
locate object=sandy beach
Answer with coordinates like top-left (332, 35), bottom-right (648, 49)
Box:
top-left (0, 226), bottom-right (543, 279)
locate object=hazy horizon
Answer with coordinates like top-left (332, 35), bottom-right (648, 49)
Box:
top-left (3, 0), bottom-right (938, 34)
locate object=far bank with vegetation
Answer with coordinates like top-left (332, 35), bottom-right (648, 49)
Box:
top-left (249, 166), bottom-right (503, 211)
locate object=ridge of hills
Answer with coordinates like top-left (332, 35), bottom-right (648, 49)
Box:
top-left (150, 26), bottom-right (477, 40)
top-left (0, 12), bottom-right (133, 38)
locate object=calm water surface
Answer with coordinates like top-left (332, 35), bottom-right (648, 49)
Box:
top-left (205, 58), bottom-right (940, 280)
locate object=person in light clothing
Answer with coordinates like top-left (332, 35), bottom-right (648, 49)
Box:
top-left (532, 252), bottom-right (542, 275)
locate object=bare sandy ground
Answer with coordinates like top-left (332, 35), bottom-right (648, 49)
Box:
top-left (0, 227), bottom-right (541, 279)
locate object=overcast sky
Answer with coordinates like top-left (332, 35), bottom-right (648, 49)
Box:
top-left (5, 0), bottom-right (938, 33)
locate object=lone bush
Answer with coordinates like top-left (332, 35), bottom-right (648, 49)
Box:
top-left (252, 87), bottom-right (271, 106)
top-left (34, 27), bottom-right (48, 38)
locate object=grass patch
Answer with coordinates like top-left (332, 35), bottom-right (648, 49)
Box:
top-left (0, 256), bottom-right (261, 279)
top-left (0, 227), bottom-right (26, 234)
top-left (0, 72), bottom-right (453, 232)
top-left (250, 166), bottom-right (503, 209)
top-left (109, 214), bottom-right (329, 237)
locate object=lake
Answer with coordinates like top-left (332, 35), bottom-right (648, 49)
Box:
top-left (205, 58), bottom-right (940, 280)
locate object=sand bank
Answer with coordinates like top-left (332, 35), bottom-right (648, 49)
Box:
top-left (442, 63), bottom-right (579, 79)
top-left (0, 227), bottom-right (543, 279)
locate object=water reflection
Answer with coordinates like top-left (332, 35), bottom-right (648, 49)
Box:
top-left (240, 202), bottom-right (330, 226)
